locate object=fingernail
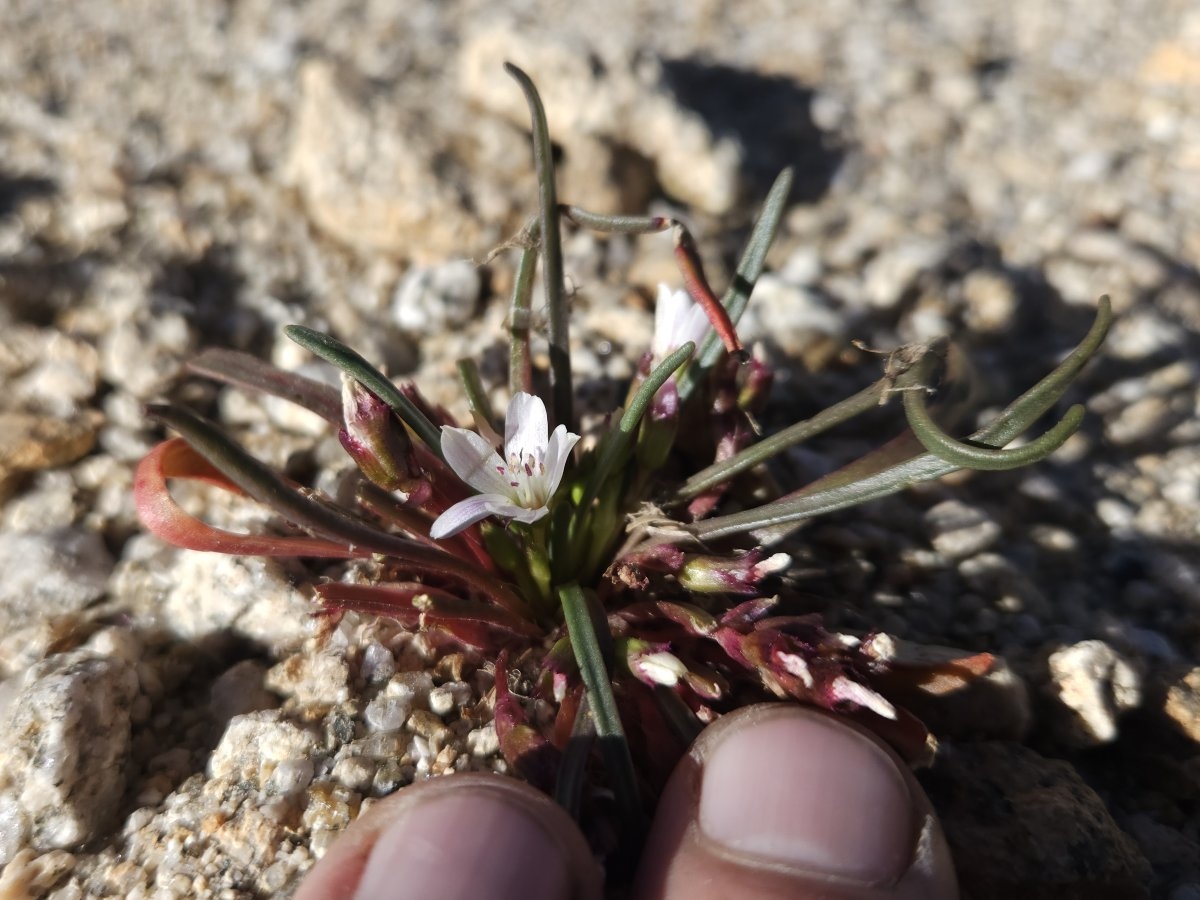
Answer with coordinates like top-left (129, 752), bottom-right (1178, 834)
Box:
top-left (355, 788), bottom-right (573, 900)
top-left (698, 710), bottom-right (915, 884)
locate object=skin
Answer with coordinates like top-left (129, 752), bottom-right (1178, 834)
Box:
top-left (295, 704), bottom-right (958, 900)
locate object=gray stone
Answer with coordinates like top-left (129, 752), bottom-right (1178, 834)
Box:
top-left (925, 499), bottom-right (1002, 560)
top-left (0, 650), bottom-right (139, 854)
top-left (209, 660), bottom-right (278, 724)
top-left (926, 742), bottom-right (1152, 899)
top-left (0, 0), bottom-right (1198, 893)
top-left (460, 26), bottom-right (743, 215)
top-left (358, 641), bottom-right (396, 686)
top-left (127, 549), bottom-right (316, 649)
top-left (0, 529), bottom-right (113, 633)
top-left (285, 60), bottom-right (530, 261)
top-left (391, 259), bottom-right (482, 333)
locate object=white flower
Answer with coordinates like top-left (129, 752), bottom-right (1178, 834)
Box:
top-left (651, 283), bottom-right (711, 364)
top-left (430, 392), bottom-right (580, 539)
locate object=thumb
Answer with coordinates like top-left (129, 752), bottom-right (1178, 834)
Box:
top-left (633, 703), bottom-right (958, 900)
top-left (292, 772), bottom-right (602, 900)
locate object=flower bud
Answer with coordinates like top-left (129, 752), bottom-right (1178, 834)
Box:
top-left (338, 375), bottom-right (422, 493)
top-left (737, 353), bottom-right (773, 416)
top-left (636, 378), bottom-right (680, 471)
top-left (621, 638), bottom-right (689, 688)
top-left (678, 550), bottom-right (791, 595)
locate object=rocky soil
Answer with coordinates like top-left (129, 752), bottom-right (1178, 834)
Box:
top-left (1, 1), bottom-right (1199, 897)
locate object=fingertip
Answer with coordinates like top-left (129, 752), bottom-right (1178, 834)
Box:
top-left (294, 773), bottom-right (602, 900)
top-left (633, 704), bottom-right (958, 900)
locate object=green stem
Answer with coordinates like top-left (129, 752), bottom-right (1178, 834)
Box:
top-left (576, 342), bottom-right (695, 515)
top-left (505, 63), bottom-right (573, 431)
top-left (508, 244), bottom-right (538, 396)
top-left (558, 583), bottom-right (642, 836)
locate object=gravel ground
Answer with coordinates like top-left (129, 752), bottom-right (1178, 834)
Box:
top-left (1, 1), bottom-right (1198, 897)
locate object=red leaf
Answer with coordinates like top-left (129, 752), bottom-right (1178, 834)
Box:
top-left (134, 439), bottom-right (360, 558)
top-left (315, 582), bottom-right (541, 648)
top-left (494, 652), bottom-right (560, 791)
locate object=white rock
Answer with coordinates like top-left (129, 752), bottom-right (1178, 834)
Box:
top-left (364, 681), bottom-right (416, 733)
top-left (284, 60), bottom-right (527, 260)
top-left (208, 710), bottom-right (322, 784)
top-left (393, 670), bottom-right (434, 705)
top-left (467, 723), bottom-right (500, 758)
top-left (428, 681), bottom-right (472, 717)
top-left (265, 652), bottom-right (350, 707)
top-left (156, 553), bottom-right (315, 647)
top-left (0, 651), bottom-right (139, 851)
top-left (860, 237), bottom-right (953, 309)
top-left (735, 273), bottom-right (845, 357)
top-left (97, 311), bottom-right (193, 399)
top-left (265, 758), bottom-right (315, 797)
top-left (331, 756), bottom-right (376, 793)
top-left (1046, 640), bottom-right (1142, 747)
top-left (0, 470), bottom-right (77, 532)
top-left (358, 642), bottom-right (395, 685)
top-left (459, 26), bottom-right (746, 215)
top-left (0, 791), bottom-right (29, 866)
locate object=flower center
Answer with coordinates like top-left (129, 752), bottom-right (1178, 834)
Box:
top-left (500, 450), bottom-right (547, 508)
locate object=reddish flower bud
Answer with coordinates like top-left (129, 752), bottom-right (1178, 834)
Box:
top-left (338, 375), bottom-right (424, 496)
top-left (621, 638), bottom-right (689, 688)
top-left (678, 549), bottom-right (791, 595)
top-left (737, 354), bottom-right (773, 416)
top-left (636, 378), bottom-right (681, 470)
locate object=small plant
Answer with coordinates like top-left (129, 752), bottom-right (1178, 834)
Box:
top-left (135, 65), bottom-right (1111, 873)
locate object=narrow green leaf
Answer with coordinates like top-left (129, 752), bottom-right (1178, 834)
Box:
top-left (505, 63), bottom-right (573, 430)
top-left (147, 403), bottom-right (396, 548)
top-left (691, 296), bottom-right (1112, 541)
top-left (676, 167), bottom-right (793, 403)
top-left (904, 348), bottom-right (1086, 469)
top-left (560, 206), bottom-right (671, 235)
top-left (578, 341), bottom-right (694, 512)
top-left (457, 358), bottom-right (499, 444)
top-left (678, 379), bottom-right (886, 499)
top-left (553, 693), bottom-right (594, 819)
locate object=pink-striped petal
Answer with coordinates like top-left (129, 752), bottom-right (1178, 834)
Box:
top-left (505, 392), bottom-right (547, 458)
top-left (440, 426), bottom-right (508, 495)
